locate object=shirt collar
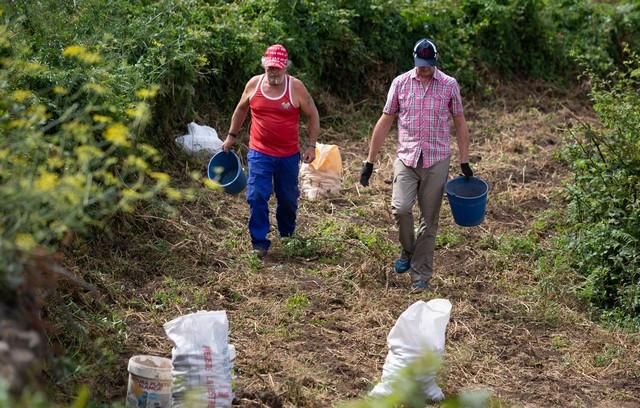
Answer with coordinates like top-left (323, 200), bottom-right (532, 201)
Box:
top-left (411, 67), bottom-right (441, 81)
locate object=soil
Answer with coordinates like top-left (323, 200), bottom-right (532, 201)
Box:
top-left (49, 80), bottom-right (640, 407)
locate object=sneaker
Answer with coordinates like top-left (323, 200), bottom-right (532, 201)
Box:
top-left (394, 250), bottom-right (411, 273)
top-left (394, 258), bottom-right (410, 273)
top-left (252, 247), bottom-right (268, 259)
top-left (411, 280), bottom-right (428, 291)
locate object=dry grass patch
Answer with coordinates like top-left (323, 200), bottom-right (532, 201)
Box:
top-left (48, 81), bottom-right (640, 407)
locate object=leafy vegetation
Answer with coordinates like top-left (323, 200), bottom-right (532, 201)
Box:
top-left (2, 0), bottom-right (640, 406)
top-left (0, 20), bottom-right (179, 300)
top-left (562, 54), bottom-right (640, 327)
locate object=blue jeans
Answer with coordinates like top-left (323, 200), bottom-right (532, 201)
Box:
top-left (246, 149), bottom-right (300, 250)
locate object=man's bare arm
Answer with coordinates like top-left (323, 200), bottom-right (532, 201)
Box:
top-left (222, 76), bottom-right (259, 151)
top-left (366, 113), bottom-right (395, 163)
top-left (294, 79), bottom-right (320, 147)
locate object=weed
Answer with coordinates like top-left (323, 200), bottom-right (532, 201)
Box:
top-left (282, 236), bottom-right (322, 258)
top-left (246, 253), bottom-right (262, 272)
top-left (593, 345), bottom-right (624, 367)
top-left (286, 293), bottom-right (310, 320)
top-left (223, 238), bottom-right (241, 252)
top-left (551, 335), bottom-right (570, 350)
top-left (436, 227), bottom-right (463, 249)
top-left (532, 299), bottom-right (562, 328)
top-left (346, 225), bottom-right (395, 259)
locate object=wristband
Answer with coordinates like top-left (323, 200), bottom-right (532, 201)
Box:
top-left (227, 132), bottom-right (238, 138)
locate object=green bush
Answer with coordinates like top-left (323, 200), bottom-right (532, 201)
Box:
top-left (546, 0), bottom-right (640, 76)
top-left (563, 54), bottom-right (640, 327)
top-left (7, 0), bottom-right (640, 131)
top-left (0, 21), bottom-right (178, 294)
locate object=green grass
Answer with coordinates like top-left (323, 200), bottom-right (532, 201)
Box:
top-left (286, 293), bottom-right (310, 320)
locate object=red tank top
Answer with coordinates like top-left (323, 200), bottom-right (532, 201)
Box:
top-left (249, 75), bottom-right (300, 157)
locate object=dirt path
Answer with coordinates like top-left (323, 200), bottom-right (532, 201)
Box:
top-left (63, 83), bottom-right (640, 407)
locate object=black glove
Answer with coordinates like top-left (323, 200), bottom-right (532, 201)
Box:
top-left (461, 162), bottom-right (473, 179)
top-left (360, 161), bottom-right (374, 186)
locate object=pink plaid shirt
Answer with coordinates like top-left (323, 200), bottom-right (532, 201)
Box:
top-left (383, 68), bottom-right (464, 168)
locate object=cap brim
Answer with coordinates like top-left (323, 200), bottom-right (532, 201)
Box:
top-left (415, 57), bottom-right (437, 67)
top-left (264, 58), bottom-right (286, 69)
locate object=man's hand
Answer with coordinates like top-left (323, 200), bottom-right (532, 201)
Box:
top-left (461, 162), bottom-right (473, 179)
top-left (302, 145), bottom-right (316, 163)
top-left (360, 161), bottom-right (374, 186)
top-left (222, 134), bottom-right (236, 153)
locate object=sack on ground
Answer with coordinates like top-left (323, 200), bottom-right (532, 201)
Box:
top-left (175, 122), bottom-right (223, 157)
top-left (369, 299), bottom-right (452, 402)
top-left (300, 143), bottom-right (342, 200)
top-left (164, 310), bottom-right (233, 408)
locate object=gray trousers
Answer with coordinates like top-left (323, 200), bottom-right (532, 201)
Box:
top-left (391, 156), bottom-right (450, 283)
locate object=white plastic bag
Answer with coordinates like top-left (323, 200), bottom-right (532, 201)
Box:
top-left (300, 143), bottom-right (342, 200)
top-left (174, 122), bottom-right (223, 157)
top-left (369, 299), bottom-right (452, 402)
top-left (164, 310), bottom-right (233, 408)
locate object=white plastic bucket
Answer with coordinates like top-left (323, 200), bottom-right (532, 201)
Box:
top-left (126, 355), bottom-right (173, 408)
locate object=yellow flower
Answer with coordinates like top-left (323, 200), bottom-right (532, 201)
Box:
top-left (104, 123), bottom-right (130, 147)
top-left (23, 62), bottom-right (44, 74)
top-left (132, 157), bottom-right (148, 170)
top-left (47, 156), bottom-right (65, 169)
top-left (99, 171), bottom-right (118, 185)
top-left (164, 187), bottom-right (182, 201)
top-left (182, 188), bottom-right (196, 201)
top-left (63, 45), bottom-right (85, 57)
top-left (196, 54), bottom-right (208, 67)
top-left (126, 102), bottom-right (149, 119)
top-left (80, 51), bottom-right (101, 64)
top-left (203, 178), bottom-right (221, 191)
top-left (122, 189), bottom-right (139, 199)
top-left (15, 233), bottom-right (36, 252)
top-left (62, 45), bottom-right (102, 64)
top-left (119, 189), bottom-right (140, 212)
top-left (62, 121), bottom-right (91, 143)
top-left (35, 172), bottom-right (58, 192)
top-left (92, 114), bottom-right (111, 123)
top-left (149, 172), bottom-right (170, 183)
top-left (11, 89), bottom-right (32, 102)
top-left (84, 83), bottom-right (107, 94)
top-left (53, 86), bottom-right (68, 95)
top-left (75, 145), bottom-right (104, 163)
top-left (139, 143), bottom-right (159, 160)
top-left (27, 104), bottom-right (49, 122)
top-left (135, 87), bottom-right (158, 99)
top-left (62, 174), bottom-right (84, 190)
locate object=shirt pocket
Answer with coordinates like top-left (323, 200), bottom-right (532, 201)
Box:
top-left (434, 92), bottom-right (449, 116)
top-left (398, 92), bottom-right (413, 115)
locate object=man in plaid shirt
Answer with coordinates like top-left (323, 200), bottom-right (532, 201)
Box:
top-left (360, 38), bottom-right (473, 291)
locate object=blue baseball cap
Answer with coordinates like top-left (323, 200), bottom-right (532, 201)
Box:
top-left (414, 39), bottom-right (438, 67)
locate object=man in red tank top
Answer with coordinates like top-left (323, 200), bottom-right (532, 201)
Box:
top-left (222, 44), bottom-right (320, 258)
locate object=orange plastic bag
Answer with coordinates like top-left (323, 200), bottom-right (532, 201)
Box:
top-left (309, 143), bottom-right (342, 175)
top-left (300, 143), bottom-right (342, 200)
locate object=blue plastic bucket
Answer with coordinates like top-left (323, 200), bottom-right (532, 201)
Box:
top-left (207, 150), bottom-right (247, 194)
top-left (445, 176), bottom-right (489, 227)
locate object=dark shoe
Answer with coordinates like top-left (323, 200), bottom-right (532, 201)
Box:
top-left (394, 250), bottom-right (411, 273)
top-left (394, 259), bottom-right (410, 273)
top-left (252, 247), bottom-right (268, 259)
top-left (411, 280), bottom-right (428, 292)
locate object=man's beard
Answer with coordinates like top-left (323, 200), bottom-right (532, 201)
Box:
top-left (267, 74), bottom-right (284, 85)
